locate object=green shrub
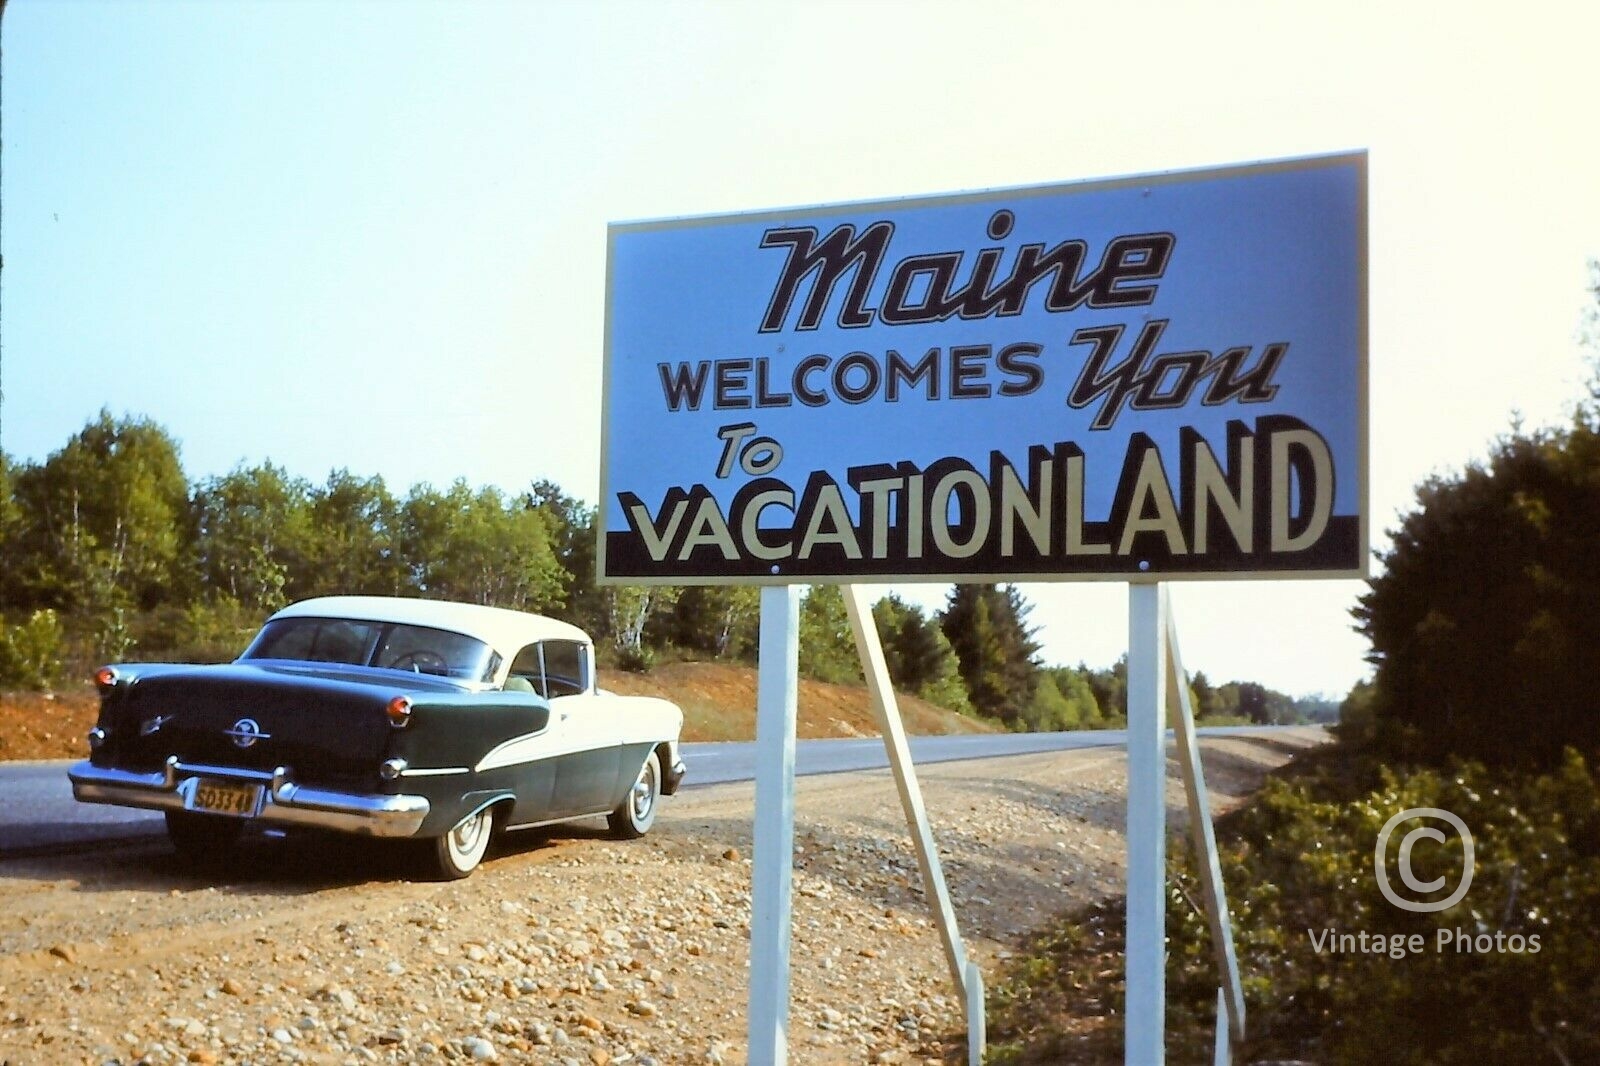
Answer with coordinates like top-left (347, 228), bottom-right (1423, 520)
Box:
top-left (986, 746), bottom-right (1600, 1065)
top-left (0, 609), bottom-right (67, 690)
top-left (615, 643), bottom-right (656, 673)
top-left (127, 597), bottom-right (260, 663)
top-left (173, 597), bottom-right (260, 662)
top-left (916, 670), bottom-right (976, 717)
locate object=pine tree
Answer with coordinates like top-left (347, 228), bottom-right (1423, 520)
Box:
top-left (940, 584), bottom-right (1041, 725)
top-left (872, 594), bottom-right (974, 715)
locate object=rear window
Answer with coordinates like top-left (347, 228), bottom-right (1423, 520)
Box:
top-left (242, 617), bottom-right (500, 682)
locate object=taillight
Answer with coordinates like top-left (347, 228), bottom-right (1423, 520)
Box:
top-left (94, 666), bottom-right (119, 690)
top-left (386, 696), bottom-right (413, 728)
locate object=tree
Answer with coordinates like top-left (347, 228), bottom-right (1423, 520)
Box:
top-left (526, 480), bottom-right (602, 634)
top-left (798, 585), bottom-right (857, 684)
top-left (1023, 667), bottom-right (1106, 732)
top-left (873, 595), bottom-right (942, 689)
top-left (9, 411), bottom-right (189, 615)
top-left (660, 586), bottom-right (760, 660)
top-left (1191, 670), bottom-right (1223, 719)
top-left (605, 585), bottom-right (681, 670)
top-left (1356, 416), bottom-right (1600, 766)
top-left (1236, 681), bottom-right (1269, 724)
top-left (9, 412), bottom-right (190, 659)
top-left (940, 584), bottom-right (1041, 725)
top-left (1334, 678), bottom-right (1377, 743)
top-left (1054, 665), bottom-right (1105, 727)
top-left (1022, 672), bottom-right (1075, 731)
top-left (1086, 656), bottom-right (1128, 722)
top-left (1358, 259), bottom-right (1600, 764)
top-left (872, 594), bottom-right (973, 715)
top-left (396, 481), bottom-right (565, 611)
top-left (192, 462), bottom-right (316, 612)
top-left (1023, 665), bottom-right (1108, 732)
top-left (1349, 261), bottom-right (1600, 766)
top-left (0, 452), bottom-right (22, 612)
top-left (303, 470), bottom-right (405, 598)
top-left (1214, 681), bottom-right (1243, 720)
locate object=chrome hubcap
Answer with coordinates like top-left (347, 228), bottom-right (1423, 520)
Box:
top-left (451, 811), bottom-right (486, 855)
top-left (632, 764), bottom-right (656, 820)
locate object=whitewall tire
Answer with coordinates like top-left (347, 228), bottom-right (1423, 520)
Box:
top-left (608, 750), bottom-right (661, 839)
top-left (429, 805), bottom-right (495, 879)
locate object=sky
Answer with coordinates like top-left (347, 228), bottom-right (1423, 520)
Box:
top-left (3, 0), bottom-right (1598, 698)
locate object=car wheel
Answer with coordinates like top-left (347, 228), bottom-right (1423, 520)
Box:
top-left (609, 750), bottom-right (661, 839)
top-left (428, 805), bottom-right (495, 880)
top-left (164, 810), bottom-right (244, 859)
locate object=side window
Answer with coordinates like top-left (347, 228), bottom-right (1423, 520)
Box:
top-left (541, 641), bottom-right (589, 698)
top-left (505, 641), bottom-right (591, 698)
top-left (508, 644), bottom-right (545, 696)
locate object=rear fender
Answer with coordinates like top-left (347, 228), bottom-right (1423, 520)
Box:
top-left (426, 790), bottom-right (516, 838)
top-left (385, 693), bottom-right (550, 770)
top-left (386, 694), bottom-right (549, 836)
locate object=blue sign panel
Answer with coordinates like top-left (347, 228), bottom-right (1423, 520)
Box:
top-left (600, 152), bottom-right (1366, 584)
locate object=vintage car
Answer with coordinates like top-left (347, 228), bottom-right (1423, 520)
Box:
top-left (68, 596), bottom-right (686, 878)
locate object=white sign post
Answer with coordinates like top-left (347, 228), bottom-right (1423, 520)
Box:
top-left (1125, 582), bottom-right (1169, 1065)
top-left (1125, 584), bottom-right (1250, 1064)
top-left (747, 586), bottom-right (985, 1065)
top-left (749, 585), bottom-right (800, 1065)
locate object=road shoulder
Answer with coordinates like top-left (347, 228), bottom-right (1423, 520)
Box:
top-left (0, 733), bottom-right (1320, 1065)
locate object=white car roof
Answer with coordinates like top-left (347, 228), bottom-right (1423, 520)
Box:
top-left (270, 596), bottom-right (590, 657)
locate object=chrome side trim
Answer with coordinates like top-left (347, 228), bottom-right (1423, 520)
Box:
top-left (67, 759), bottom-right (430, 839)
top-left (473, 729), bottom-right (555, 773)
top-left (454, 795), bottom-right (513, 829)
top-left (503, 807), bottom-right (614, 832)
top-left (399, 766), bottom-right (470, 778)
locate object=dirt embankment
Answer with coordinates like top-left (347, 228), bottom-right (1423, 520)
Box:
top-left (0, 732), bottom-right (1323, 1065)
top-left (601, 663), bottom-right (996, 742)
top-left (0, 663), bottom-right (997, 763)
top-left (0, 690), bottom-right (90, 763)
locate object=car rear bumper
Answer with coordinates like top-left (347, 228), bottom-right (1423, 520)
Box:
top-left (68, 757), bottom-right (431, 838)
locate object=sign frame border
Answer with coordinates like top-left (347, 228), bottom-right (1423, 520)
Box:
top-left (598, 150), bottom-right (1368, 586)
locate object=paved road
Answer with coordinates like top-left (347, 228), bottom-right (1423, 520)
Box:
top-left (0, 725), bottom-right (1306, 855)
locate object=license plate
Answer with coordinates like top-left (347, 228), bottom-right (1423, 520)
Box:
top-left (192, 779), bottom-right (260, 817)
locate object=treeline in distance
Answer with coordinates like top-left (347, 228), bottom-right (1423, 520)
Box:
top-left (0, 410), bottom-right (1330, 729)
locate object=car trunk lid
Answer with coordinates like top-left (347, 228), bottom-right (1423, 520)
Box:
top-left (111, 663), bottom-right (457, 787)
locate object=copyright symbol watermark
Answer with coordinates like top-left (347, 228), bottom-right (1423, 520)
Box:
top-left (1374, 807), bottom-right (1475, 912)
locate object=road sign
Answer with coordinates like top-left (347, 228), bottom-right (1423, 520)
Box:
top-left (600, 152), bottom-right (1366, 584)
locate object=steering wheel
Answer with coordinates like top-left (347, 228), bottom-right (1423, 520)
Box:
top-left (388, 649), bottom-right (448, 674)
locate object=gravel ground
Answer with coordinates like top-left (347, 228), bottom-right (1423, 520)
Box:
top-left (0, 731), bottom-right (1322, 1065)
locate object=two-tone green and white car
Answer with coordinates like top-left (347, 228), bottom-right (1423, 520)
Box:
top-left (69, 596), bottom-right (686, 878)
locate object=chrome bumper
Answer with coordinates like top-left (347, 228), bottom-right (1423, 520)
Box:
top-left (68, 757), bottom-right (430, 839)
top-left (664, 757), bottom-right (688, 795)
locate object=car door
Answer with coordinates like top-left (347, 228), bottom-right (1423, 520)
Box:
top-left (537, 641), bottom-right (624, 817)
